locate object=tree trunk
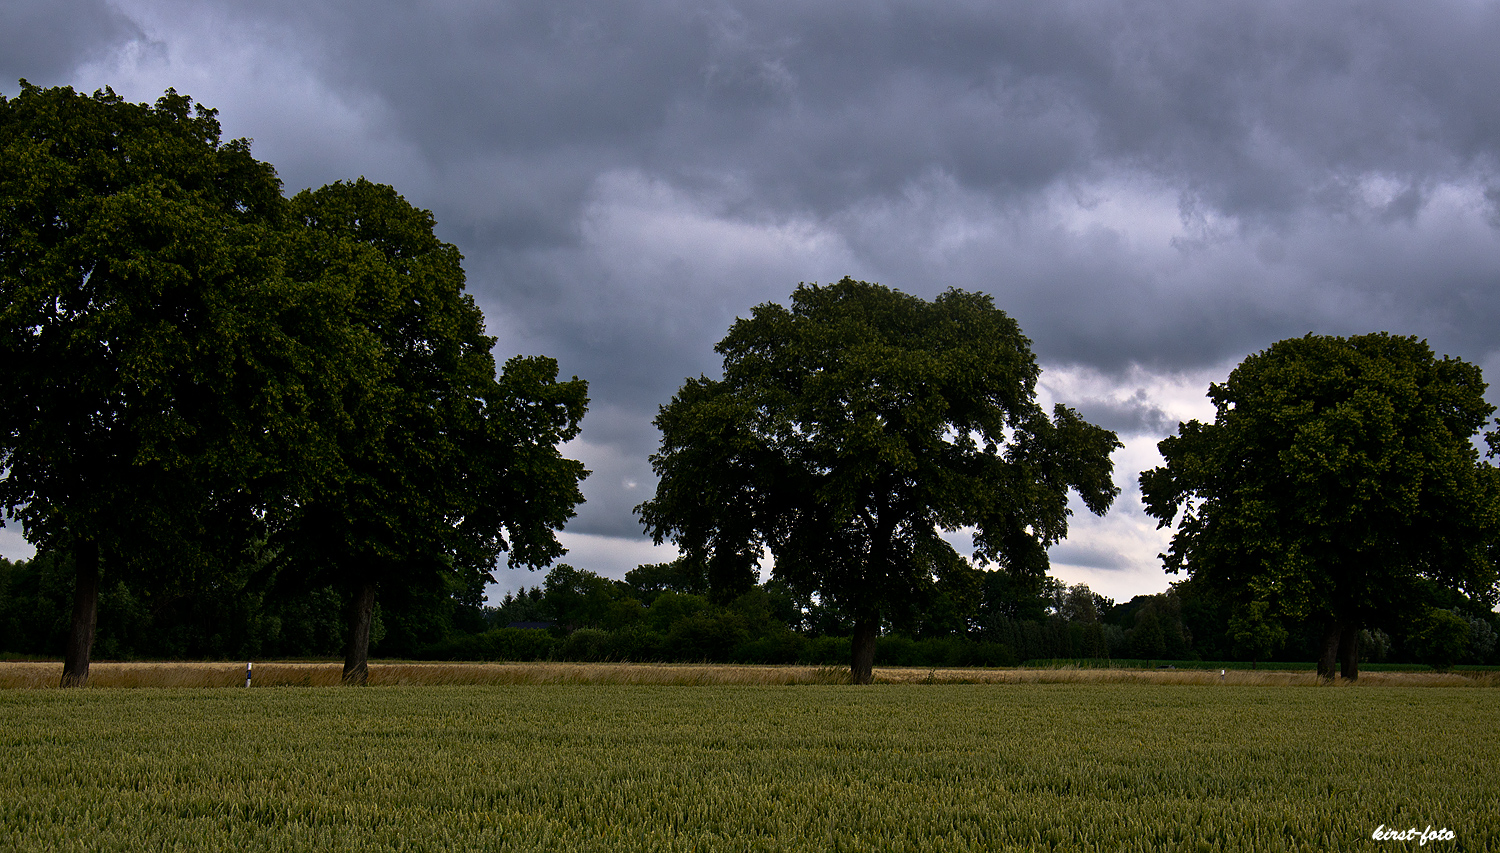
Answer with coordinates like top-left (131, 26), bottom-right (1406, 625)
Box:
top-left (60, 540), bottom-right (101, 688)
top-left (1316, 620), bottom-right (1340, 681)
top-left (342, 580), bottom-right (377, 686)
top-left (1338, 624), bottom-right (1360, 681)
top-left (850, 611), bottom-right (879, 685)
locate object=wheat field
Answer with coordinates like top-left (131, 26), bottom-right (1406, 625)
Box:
top-left (0, 682), bottom-right (1494, 851)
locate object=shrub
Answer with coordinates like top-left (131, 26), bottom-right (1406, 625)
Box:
top-left (419, 628), bottom-right (557, 662)
top-left (1411, 609), bottom-right (1472, 672)
top-left (732, 631), bottom-right (807, 664)
top-left (603, 626), bottom-right (667, 662)
top-left (558, 628), bottom-right (612, 662)
top-left (646, 592), bottom-right (711, 634)
top-left (877, 635), bottom-right (920, 666)
top-left (666, 612), bottom-right (749, 661)
top-left (800, 635), bottom-right (851, 665)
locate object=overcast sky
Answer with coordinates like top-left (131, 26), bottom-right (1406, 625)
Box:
top-left (4, 0), bottom-right (1500, 604)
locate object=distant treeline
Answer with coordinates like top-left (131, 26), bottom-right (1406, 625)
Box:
top-left (3, 554), bottom-right (1494, 669)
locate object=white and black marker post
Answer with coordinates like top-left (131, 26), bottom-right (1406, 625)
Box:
top-left (246, 661), bottom-right (253, 688)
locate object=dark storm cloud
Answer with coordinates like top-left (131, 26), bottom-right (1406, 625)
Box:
top-left (0, 0), bottom-right (144, 86)
top-left (193, 0), bottom-right (1500, 371)
top-left (292, 1), bottom-right (1500, 216)
top-left (36, 1), bottom-right (1500, 372)
top-left (1048, 542), bottom-right (1135, 573)
top-left (1070, 389), bottom-right (1175, 437)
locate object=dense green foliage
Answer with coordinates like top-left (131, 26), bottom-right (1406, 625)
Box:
top-left (0, 83), bottom-right (587, 683)
top-left (1, 685), bottom-right (1495, 851)
top-left (639, 279), bottom-right (1120, 681)
top-left (1140, 333), bottom-right (1500, 679)
top-left (0, 83), bottom-right (290, 555)
top-left (264, 178), bottom-right (588, 683)
top-left (0, 82), bottom-right (317, 683)
top-left (12, 553), bottom-right (1496, 668)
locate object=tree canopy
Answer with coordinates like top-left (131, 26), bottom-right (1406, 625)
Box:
top-left (1139, 333), bottom-right (1500, 679)
top-left (638, 278), bottom-right (1120, 682)
top-left (0, 82), bottom-right (305, 684)
top-left (0, 83), bottom-right (588, 685)
top-left (255, 179), bottom-right (590, 683)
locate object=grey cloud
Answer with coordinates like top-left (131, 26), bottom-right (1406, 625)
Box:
top-left (139, 1), bottom-right (1500, 234)
top-left (1070, 389), bottom-right (1175, 437)
top-left (0, 0), bottom-right (144, 86)
top-left (1047, 541), bottom-right (1135, 572)
top-left (82, 2), bottom-right (1497, 377)
top-left (38, 1), bottom-right (1500, 231)
top-left (559, 435), bottom-right (659, 540)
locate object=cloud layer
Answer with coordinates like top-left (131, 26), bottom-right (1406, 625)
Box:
top-left (5, 0), bottom-right (1499, 601)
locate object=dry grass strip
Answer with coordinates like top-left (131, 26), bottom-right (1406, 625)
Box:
top-left (874, 665), bottom-right (1500, 687)
top-left (0, 661), bottom-right (849, 689)
top-left (0, 660), bottom-right (1494, 689)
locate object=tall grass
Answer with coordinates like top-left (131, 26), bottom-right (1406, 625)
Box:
top-left (0, 684), bottom-right (1495, 851)
top-left (2, 660), bottom-right (1493, 688)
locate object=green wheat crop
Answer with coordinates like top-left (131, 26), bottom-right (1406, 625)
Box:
top-left (0, 685), bottom-right (1493, 851)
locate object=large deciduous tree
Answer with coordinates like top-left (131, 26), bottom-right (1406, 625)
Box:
top-left (0, 82), bottom-right (311, 686)
top-left (269, 179), bottom-right (589, 685)
top-left (638, 278), bottom-right (1120, 683)
top-left (1, 84), bottom-right (589, 686)
top-left (1139, 333), bottom-right (1500, 680)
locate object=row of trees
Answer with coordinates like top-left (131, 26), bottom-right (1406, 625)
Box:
top-left (4, 83), bottom-right (1497, 684)
top-left (634, 282), bottom-right (1500, 681)
top-left (11, 549), bottom-right (1492, 669)
top-left (0, 83), bottom-right (589, 685)
top-left (512, 562), bottom-right (1495, 668)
